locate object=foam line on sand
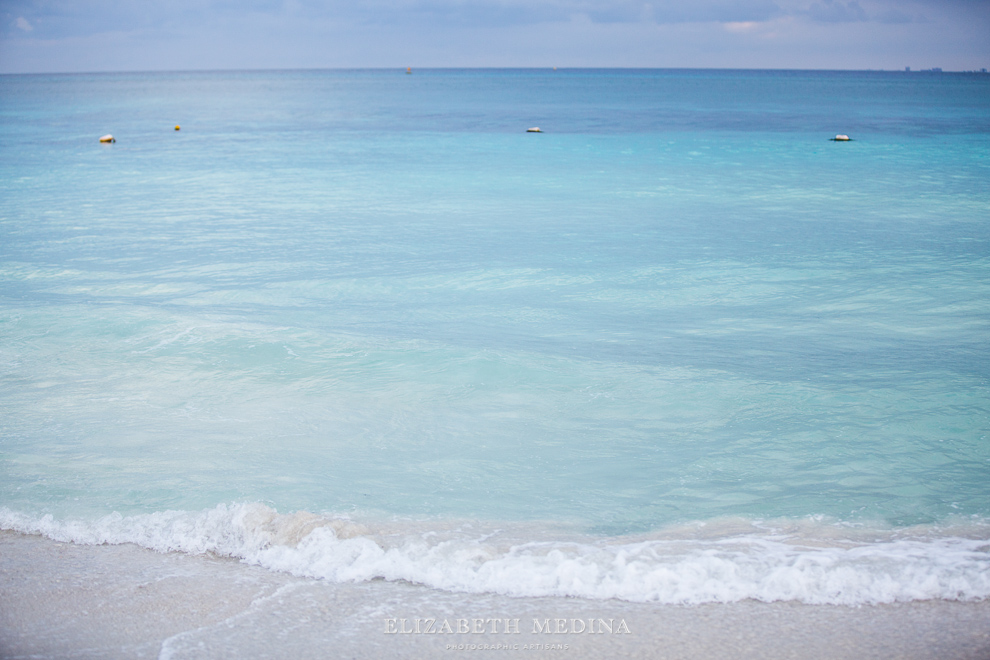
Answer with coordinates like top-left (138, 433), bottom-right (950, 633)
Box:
top-left (2, 531), bottom-right (989, 660)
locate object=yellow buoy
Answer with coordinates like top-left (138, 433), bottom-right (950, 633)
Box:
top-left (99, 134), bottom-right (115, 143)
top-left (175, 125), bottom-right (181, 131)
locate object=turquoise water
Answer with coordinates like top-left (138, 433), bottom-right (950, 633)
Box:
top-left (1, 69), bottom-right (989, 603)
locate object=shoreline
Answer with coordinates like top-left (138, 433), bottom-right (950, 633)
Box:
top-left (2, 530), bottom-right (989, 659)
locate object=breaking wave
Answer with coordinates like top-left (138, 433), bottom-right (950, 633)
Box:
top-left (3, 503), bottom-right (989, 606)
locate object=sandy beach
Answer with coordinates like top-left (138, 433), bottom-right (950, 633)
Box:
top-left (2, 530), bottom-right (988, 660)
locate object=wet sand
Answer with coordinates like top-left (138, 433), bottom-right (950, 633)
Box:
top-left (2, 530), bottom-right (989, 659)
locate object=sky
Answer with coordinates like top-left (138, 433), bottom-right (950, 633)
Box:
top-left (0, 0), bottom-right (988, 73)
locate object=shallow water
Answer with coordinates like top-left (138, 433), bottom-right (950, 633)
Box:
top-left (1, 69), bottom-right (989, 604)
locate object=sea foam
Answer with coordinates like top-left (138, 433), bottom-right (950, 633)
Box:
top-left (3, 503), bottom-right (988, 606)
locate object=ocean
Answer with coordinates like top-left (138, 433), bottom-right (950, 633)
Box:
top-left (1, 68), bottom-right (989, 607)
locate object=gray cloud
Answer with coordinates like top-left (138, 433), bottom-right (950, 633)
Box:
top-left (1, 0), bottom-right (787, 37)
top-left (2, 0), bottom-right (988, 73)
top-left (283, 0), bottom-right (785, 26)
top-left (807, 0), bottom-right (867, 22)
top-left (2, 0), bottom-right (987, 56)
top-left (874, 7), bottom-right (914, 23)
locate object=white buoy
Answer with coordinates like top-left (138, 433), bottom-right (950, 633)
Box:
top-left (99, 134), bottom-right (115, 143)
top-left (527, 127), bottom-right (542, 133)
top-left (832, 134), bottom-right (851, 141)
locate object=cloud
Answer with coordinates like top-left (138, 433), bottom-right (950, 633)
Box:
top-left (1, 0), bottom-right (786, 36)
top-left (874, 7), bottom-right (914, 23)
top-left (2, 0), bottom-right (981, 41)
top-left (807, 0), bottom-right (867, 22)
top-left (337, 0), bottom-right (785, 26)
top-left (1, 0), bottom-right (987, 72)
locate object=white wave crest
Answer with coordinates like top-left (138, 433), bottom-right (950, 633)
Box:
top-left (3, 503), bottom-right (989, 606)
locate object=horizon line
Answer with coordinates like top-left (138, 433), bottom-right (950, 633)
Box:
top-left (2, 65), bottom-right (986, 77)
